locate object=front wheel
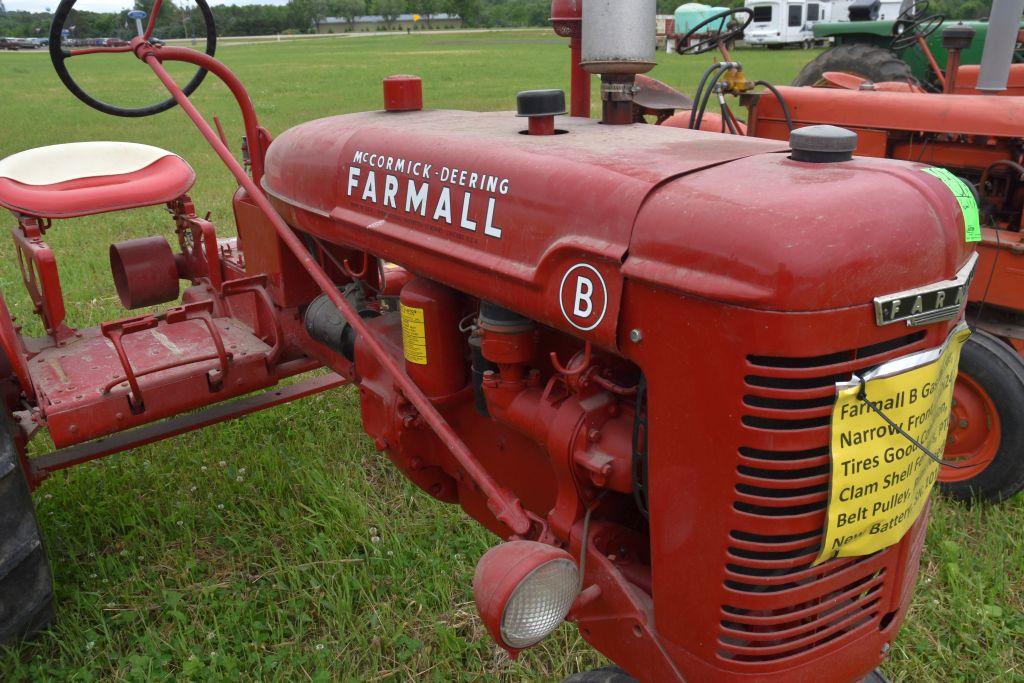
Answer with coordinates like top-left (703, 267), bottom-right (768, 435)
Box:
top-left (0, 413), bottom-right (54, 644)
top-left (940, 330), bottom-right (1024, 503)
top-left (563, 667), bottom-right (636, 682)
top-left (791, 43), bottom-right (916, 86)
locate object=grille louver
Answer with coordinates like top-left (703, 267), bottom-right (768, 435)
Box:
top-left (718, 331), bottom-right (928, 664)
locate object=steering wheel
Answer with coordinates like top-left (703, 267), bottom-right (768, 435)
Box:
top-left (891, 1), bottom-right (945, 52)
top-left (676, 7), bottom-right (753, 56)
top-left (49, 0), bottom-right (216, 118)
top-left (897, 0), bottom-right (930, 19)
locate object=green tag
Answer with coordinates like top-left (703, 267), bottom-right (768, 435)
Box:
top-left (922, 167), bottom-right (981, 243)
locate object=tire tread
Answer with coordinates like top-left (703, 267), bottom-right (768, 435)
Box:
top-left (791, 44), bottom-right (917, 87)
top-left (0, 413), bottom-right (54, 646)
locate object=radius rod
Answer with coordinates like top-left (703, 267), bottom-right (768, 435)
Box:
top-left (134, 41), bottom-right (532, 536)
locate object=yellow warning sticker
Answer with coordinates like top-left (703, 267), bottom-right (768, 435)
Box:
top-left (815, 324), bottom-right (971, 566)
top-left (400, 304), bottom-right (428, 366)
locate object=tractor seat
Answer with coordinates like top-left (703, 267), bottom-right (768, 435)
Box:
top-left (0, 142), bottom-right (195, 219)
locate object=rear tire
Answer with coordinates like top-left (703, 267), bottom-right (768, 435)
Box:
top-left (563, 666), bottom-right (636, 682)
top-left (0, 414), bottom-right (54, 645)
top-left (940, 331), bottom-right (1024, 503)
top-left (791, 43), bottom-right (916, 86)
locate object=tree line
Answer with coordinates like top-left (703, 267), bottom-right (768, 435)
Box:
top-left (0, 0), bottom-right (1000, 40)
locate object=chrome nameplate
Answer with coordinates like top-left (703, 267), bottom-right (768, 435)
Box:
top-left (874, 253), bottom-right (978, 327)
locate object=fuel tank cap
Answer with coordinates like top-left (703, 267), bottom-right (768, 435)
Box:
top-left (517, 90), bottom-right (566, 136)
top-left (516, 89), bottom-right (567, 118)
top-left (789, 125), bottom-right (858, 163)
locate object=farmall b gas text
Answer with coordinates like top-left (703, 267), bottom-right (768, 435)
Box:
top-left (0, 0), bottom-right (977, 680)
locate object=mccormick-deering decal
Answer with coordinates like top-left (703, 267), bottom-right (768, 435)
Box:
top-left (346, 150), bottom-right (510, 241)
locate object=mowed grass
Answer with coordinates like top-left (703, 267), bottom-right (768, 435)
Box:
top-left (0, 31), bottom-right (1021, 681)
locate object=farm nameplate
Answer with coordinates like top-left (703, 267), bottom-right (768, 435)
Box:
top-left (873, 253), bottom-right (977, 328)
top-left (346, 150), bottom-right (511, 240)
top-left (815, 324), bottom-right (971, 566)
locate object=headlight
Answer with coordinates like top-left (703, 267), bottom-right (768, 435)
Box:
top-left (473, 541), bottom-right (580, 652)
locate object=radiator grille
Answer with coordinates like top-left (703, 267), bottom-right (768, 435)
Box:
top-left (718, 331), bottom-right (928, 664)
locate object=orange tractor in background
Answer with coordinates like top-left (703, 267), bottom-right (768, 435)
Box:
top-left (609, 0), bottom-right (1024, 503)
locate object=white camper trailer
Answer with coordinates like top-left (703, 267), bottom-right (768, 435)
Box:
top-left (743, 1), bottom-right (831, 48)
top-left (830, 1), bottom-right (911, 22)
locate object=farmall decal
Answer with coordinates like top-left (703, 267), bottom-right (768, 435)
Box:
top-left (346, 151), bottom-right (509, 240)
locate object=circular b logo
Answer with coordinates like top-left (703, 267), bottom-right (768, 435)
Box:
top-left (559, 263), bottom-right (608, 331)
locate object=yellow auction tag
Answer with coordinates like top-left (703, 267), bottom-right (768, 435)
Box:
top-left (400, 304), bottom-right (428, 365)
top-left (815, 324), bottom-right (971, 566)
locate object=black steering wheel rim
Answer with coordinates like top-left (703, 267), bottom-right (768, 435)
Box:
top-left (676, 7), bottom-right (753, 56)
top-left (896, 0), bottom-right (931, 23)
top-left (891, 12), bottom-right (945, 51)
top-left (49, 0), bottom-right (216, 118)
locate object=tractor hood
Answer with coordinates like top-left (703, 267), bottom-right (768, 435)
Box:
top-left (263, 110), bottom-right (973, 348)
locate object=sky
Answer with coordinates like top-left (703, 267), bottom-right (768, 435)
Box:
top-left (5, 0), bottom-right (288, 11)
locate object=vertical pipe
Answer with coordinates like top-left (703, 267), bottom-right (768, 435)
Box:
top-left (977, 0), bottom-right (1024, 93)
top-left (528, 116), bottom-right (556, 135)
top-left (570, 34), bottom-right (591, 117)
top-left (945, 48), bottom-right (962, 93)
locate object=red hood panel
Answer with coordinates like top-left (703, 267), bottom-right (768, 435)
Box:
top-left (264, 110), bottom-right (785, 347)
top-left (264, 110), bottom-right (972, 344)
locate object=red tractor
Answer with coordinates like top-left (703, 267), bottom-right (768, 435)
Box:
top-left (0, 0), bottom-right (976, 680)
top-left (644, 0), bottom-right (1024, 505)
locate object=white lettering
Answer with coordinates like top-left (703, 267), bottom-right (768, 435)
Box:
top-left (347, 166), bottom-right (361, 197)
top-left (361, 171), bottom-right (378, 203)
top-left (407, 180), bottom-right (429, 216)
top-left (383, 175), bottom-right (399, 209)
top-left (574, 277), bottom-right (594, 318)
top-left (433, 187), bottom-right (452, 224)
top-left (483, 197), bottom-right (502, 238)
top-left (460, 192), bottom-right (477, 231)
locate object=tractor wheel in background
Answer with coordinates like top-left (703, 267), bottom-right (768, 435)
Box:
top-left (563, 666), bottom-right (637, 682)
top-left (791, 43), bottom-right (916, 86)
top-left (940, 330), bottom-right (1024, 504)
top-left (0, 413), bottom-right (54, 645)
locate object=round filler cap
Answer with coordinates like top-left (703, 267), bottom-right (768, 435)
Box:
top-left (790, 125), bottom-right (858, 163)
top-left (516, 89), bottom-right (567, 118)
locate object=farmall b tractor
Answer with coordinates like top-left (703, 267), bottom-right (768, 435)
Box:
top-left (655, 0), bottom-right (1024, 505)
top-left (0, 0), bottom-right (979, 679)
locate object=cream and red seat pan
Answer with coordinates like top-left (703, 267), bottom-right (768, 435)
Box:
top-left (0, 141), bottom-right (195, 219)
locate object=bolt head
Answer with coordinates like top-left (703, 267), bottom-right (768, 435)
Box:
top-left (881, 642), bottom-right (891, 655)
top-left (629, 328), bottom-right (643, 343)
top-left (959, 419), bottom-right (969, 429)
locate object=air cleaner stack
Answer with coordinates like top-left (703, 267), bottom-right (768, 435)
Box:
top-left (580, 0), bottom-right (656, 124)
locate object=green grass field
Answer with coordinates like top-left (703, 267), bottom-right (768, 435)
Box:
top-left (0, 30), bottom-right (1022, 681)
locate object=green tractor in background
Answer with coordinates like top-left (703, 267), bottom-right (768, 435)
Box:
top-left (792, 0), bottom-right (1024, 88)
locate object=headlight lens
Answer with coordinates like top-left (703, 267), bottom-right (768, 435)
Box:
top-left (499, 558), bottom-right (579, 649)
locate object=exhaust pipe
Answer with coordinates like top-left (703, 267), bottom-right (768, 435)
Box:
top-left (976, 0), bottom-right (1024, 93)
